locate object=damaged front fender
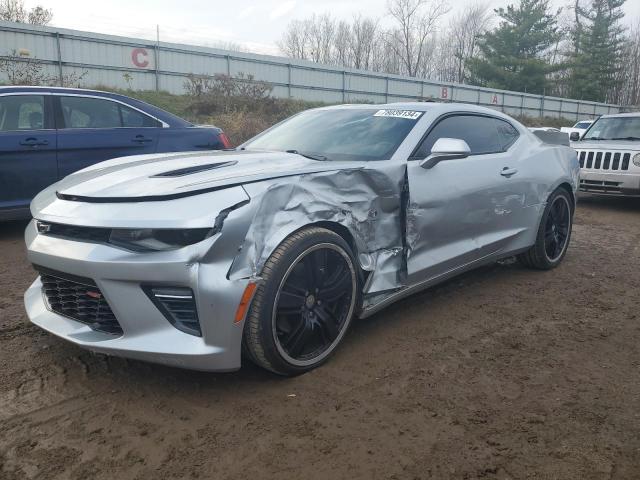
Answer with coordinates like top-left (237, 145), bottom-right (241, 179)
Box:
top-left (227, 163), bottom-right (408, 295)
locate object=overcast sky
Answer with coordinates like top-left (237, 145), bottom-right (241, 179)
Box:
top-left (35, 0), bottom-right (640, 55)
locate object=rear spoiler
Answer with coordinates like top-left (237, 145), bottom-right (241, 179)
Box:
top-left (532, 130), bottom-right (570, 147)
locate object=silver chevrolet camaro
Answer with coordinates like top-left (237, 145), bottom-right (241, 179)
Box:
top-left (24, 103), bottom-right (579, 375)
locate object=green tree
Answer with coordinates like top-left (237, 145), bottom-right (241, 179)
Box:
top-left (568, 0), bottom-right (626, 102)
top-left (468, 0), bottom-right (562, 94)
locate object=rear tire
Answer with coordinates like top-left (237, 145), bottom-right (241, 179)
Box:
top-left (243, 227), bottom-right (359, 376)
top-left (518, 188), bottom-right (573, 270)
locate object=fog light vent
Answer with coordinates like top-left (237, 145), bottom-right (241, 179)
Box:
top-left (143, 286), bottom-right (201, 337)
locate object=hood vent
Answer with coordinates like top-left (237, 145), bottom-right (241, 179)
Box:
top-left (152, 161), bottom-right (237, 178)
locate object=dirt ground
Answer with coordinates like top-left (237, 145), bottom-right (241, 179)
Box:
top-left (1, 194), bottom-right (639, 480)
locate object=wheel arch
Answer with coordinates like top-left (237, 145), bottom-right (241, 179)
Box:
top-left (556, 181), bottom-right (576, 213)
top-left (293, 221), bottom-right (370, 286)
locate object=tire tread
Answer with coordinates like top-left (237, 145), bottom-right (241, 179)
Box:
top-left (243, 227), bottom-right (351, 375)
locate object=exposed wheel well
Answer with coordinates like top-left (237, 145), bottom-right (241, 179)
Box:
top-left (311, 221), bottom-right (357, 254)
top-left (306, 221), bottom-right (370, 285)
top-left (557, 182), bottom-right (576, 212)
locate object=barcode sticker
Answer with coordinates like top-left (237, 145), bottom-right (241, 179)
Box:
top-left (373, 110), bottom-right (423, 120)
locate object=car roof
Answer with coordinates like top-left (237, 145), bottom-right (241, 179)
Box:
top-left (0, 86), bottom-right (192, 127)
top-left (599, 112), bottom-right (640, 119)
top-left (323, 101), bottom-right (513, 116)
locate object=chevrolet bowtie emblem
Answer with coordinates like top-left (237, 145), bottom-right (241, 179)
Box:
top-left (36, 221), bottom-right (51, 234)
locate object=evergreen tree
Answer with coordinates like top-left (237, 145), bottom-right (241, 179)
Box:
top-left (569, 0), bottom-right (626, 102)
top-left (467, 0), bottom-right (562, 95)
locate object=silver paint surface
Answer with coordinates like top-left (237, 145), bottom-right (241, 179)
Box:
top-left (24, 102), bottom-right (579, 371)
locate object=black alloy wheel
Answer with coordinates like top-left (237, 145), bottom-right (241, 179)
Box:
top-left (544, 194), bottom-right (571, 262)
top-left (518, 187), bottom-right (574, 270)
top-left (272, 243), bottom-right (355, 365)
top-left (243, 227), bottom-right (359, 375)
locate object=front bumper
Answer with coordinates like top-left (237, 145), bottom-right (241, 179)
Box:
top-left (579, 170), bottom-right (640, 196)
top-left (23, 220), bottom-right (251, 372)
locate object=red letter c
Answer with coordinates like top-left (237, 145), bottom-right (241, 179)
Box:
top-left (132, 48), bottom-right (149, 68)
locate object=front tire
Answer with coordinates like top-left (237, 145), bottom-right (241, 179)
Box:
top-left (518, 188), bottom-right (574, 270)
top-left (243, 227), bottom-right (359, 376)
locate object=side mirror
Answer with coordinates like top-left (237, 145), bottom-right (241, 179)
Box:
top-left (420, 138), bottom-right (471, 169)
top-left (569, 132), bottom-right (581, 142)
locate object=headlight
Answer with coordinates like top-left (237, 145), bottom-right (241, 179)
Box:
top-left (108, 228), bottom-right (213, 252)
top-left (634, 153), bottom-right (640, 167)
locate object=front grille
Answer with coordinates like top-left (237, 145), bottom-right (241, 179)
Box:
top-left (36, 221), bottom-right (110, 243)
top-left (579, 179), bottom-right (623, 194)
top-left (35, 266), bottom-right (122, 335)
top-left (577, 151), bottom-right (632, 171)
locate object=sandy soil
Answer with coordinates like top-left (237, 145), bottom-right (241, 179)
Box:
top-left (1, 194), bottom-right (639, 480)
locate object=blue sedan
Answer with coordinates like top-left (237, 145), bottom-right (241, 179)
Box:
top-left (0, 87), bottom-right (231, 220)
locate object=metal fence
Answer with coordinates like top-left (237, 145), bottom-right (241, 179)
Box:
top-left (0, 20), bottom-right (626, 120)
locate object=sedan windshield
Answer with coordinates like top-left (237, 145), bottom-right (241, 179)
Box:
top-left (583, 117), bottom-right (640, 141)
top-left (242, 108), bottom-right (423, 161)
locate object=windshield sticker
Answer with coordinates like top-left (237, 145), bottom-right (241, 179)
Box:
top-left (374, 110), bottom-right (423, 120)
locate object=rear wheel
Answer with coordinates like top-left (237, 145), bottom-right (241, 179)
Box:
top-left (243, 227), bottom-right (359, 376)
top-left (518, 188), bottom-right (573, 270)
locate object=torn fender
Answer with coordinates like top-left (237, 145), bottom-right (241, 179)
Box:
top-left (227, 163), bottom-right (408, 294)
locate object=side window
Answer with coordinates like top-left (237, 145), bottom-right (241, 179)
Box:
top-left (494, 119), bottom-right (519, 150)
top-left (414, 115), bottom-right (501, 158)
top-left (59, 96), bottom-right (159, 129)
top-left (121, 105), bottom-right (159, 127)
top-left (60, 96), bottom-right (121, 128)
top-left (0, 95), bottom-right (45, 131)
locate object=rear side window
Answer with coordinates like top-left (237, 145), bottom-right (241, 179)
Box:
top-left (59, 96), bottom-right (159, 129)
top-left (494, 119), bottom-right (519, 150)
top-left (414, 115), bottom-right (501, 158)
top-left (0, 95), bottom-right (45, 131)
top-left (121, 105), bottom-right (158, 127)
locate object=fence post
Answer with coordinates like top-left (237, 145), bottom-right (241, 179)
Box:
top-left (540, 95), bottom-right (545, 118)
top-left (287, 64), bottom-right (292, 98)
top-left (154, 46), bottom-right (160, 91)
top-left (385, 77), bottom-right (389, 103)
top-left (520, 94), bottom-right (524, 117)
top-left (342, 70), bottom-right (346, 103)
top-left (154, 25), bottom-right (160, 91)
top-left (559, 99), bottom-right (563, 119)
top-left (55, 32), bottom-right (63, 86)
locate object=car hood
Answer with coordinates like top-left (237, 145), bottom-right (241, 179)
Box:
top-left (572, 140), bottom-right (640, 151)
top-left (55, 150), bottom-right (360, 202)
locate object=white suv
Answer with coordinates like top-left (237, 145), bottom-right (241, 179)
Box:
top-left (572, 113), bottom-right (640, 196)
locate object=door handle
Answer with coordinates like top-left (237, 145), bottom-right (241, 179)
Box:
top-left (132, 135), bottom-right (152, 144)
top-left (19, 137), bottom-right (49, 147)
top-left (500, 167), bottom-right (518, 178)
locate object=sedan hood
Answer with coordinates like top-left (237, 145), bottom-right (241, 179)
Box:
top-left (55, 150), bottom-right (358, 202)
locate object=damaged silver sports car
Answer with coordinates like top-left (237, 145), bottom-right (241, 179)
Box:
top-left (24, 103), bottom-right (579, 375)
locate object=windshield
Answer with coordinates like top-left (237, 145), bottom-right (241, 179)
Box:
top-left (583, 117), bottom-right (640, 141)
top-left (242, 108), bottom-right (423, 161)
